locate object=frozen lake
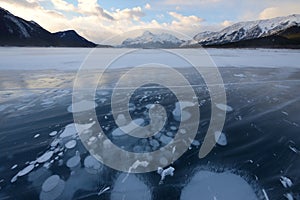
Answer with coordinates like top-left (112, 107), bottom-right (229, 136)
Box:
top-left (0, 47), bottom-right (300, 70)
top-left (0, 48), bottom-right (299, 200)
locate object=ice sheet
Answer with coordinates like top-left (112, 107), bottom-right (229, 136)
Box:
top-left (0, 48), bottom-right (300, 71)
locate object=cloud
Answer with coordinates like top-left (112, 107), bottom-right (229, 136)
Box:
top-left (110, 6), bottom-right (145, 21)
top-left (259, 5), bottom-right (300, 19)
top-left (169, 12), bottom-right (204, 25)
top-left (51, 0), bottom-right (76, 12)
top-left (162, 0), bottom-right (221, 6)
top-left (144, 3), bottom-right (151, 10)
top-left (221, 20), bottom-right (233, 27)
top-left (77, 0), bottom-right (114, 20)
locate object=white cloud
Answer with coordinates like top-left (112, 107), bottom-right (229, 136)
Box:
top-left (51, 0), bottom-right (76, 12)
top-left (169, 12), bottom-right (204, 26)
top-left (110, 7), bottom-right (145, 21)
top-left (259, 5), bottom-right (300, 19)
top-left (162, 0), bottom-right (221, 6)
top-left (221, 20), bottom-right (233, 27)
top-left (145, 3), bottom-right (151, 10)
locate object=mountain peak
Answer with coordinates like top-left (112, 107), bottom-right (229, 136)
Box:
top-left (142, 31), bottom-right (154, 36)
top-left (121, 31), bottom-right (183, 48)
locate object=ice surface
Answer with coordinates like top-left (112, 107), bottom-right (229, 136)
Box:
top-left (84, 156), bottom-right (103, 174)
top-left (216, 103), bottom-right (233, 112)
top-left (37, 151), bottom-right (54, 163)
top-left (116, 114), bottom-right (127, 126)
top-left (66, 151), bottom-right (81, 169)
top-left (75, 122), bottom-right (95, 133)
top-left (67, 100), bottom-right (98, 113)
top-left (172, 101), bottom-right (194, 122)
top-left (59, 124), bottom-right (77, 138)
top-left (234, 74), bottom-right (246, 78)
top-left (40, 175), bottom-right (65, 200)
top-left (149, 139), bottom-right (160, 150)
top-left (159, 135), bottom-right (173, 145)
top-left (11, 164), bottom-right (35, 183)
top-left (214, 131), bottom-right (228, 146)
top-left (284, 193), bottom-right (294, 200)
top-left (65, 140), bottom-right (77, 149)
top-left (181, 171), bottom-right (259, 200)
top-left (111, 173), bottom-right (151, 200)
top-left (1, 48), bottom-right (300, 71)
top-left (98, 186), bottom-right (110, 196)
top-left (112, 118), bottom-right (145, 137)
top-left (42, 175), bottom-right (60, 192)
top-left (17, 164), bottom-right (34, 177)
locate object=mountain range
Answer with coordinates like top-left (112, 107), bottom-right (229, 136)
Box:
top-left (183, 14), bottom-right (300, 48)
top-left (1, 6), bottom-right (300, 48)
top-left (121, 14), bottom-right (300, 49)
top-left (120, 31), bottom-right (184, 48)
top-left (0, 7), bottom-right (96, 47)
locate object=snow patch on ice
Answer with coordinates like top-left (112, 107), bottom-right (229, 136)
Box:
top-left (280, 176), bottom-right (293, 188)
top-left (216, 103), bottom-right (233, 112)
top-left (49, 131), bottom-right (58, 137)
top-left (157, 166), bottom-right (175, 184)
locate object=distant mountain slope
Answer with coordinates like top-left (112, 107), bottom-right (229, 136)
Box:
top-left (0, 7), bottom-right (96, 47)
top-left (53, 30), bottom-right (96, 47)
top-left (183, 14), bottom-right (300, 48)
top-left (121, 31), bottom-right (184, 48)
top-left (205, 26), bottom-right (300, 49)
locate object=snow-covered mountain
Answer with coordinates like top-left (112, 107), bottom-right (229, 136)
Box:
top-left (183, 14), bottom-right (300, 47)
top-left (0, 7), bottom-right (96, 47)
top-left (121, 31), bottom-right (184, 48)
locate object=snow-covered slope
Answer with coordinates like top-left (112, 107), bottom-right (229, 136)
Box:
top-left (121, 31), bottom-right (184, 48)
top-left (184, 14), bottom-right (300, 47)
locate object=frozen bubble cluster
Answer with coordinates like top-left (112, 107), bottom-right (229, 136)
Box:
top-left (65, 140), bottom-right (77, 149)
top-left (112, 118), bottom-right (145, 137)
top-left (11, 164), bottom-right (35, 183)
top-left (214, 131), bottom-right (228, 146)
top-left (181, 171), bottom-right (260, 200)
top-left (40, 175), bottom-right (65, 200)
top-left (8, 120), bottom-right (110, 199)
top-left (111, 173), bottom-right (151, 200)
top-left (172, 101), bottom-right (195, 122)
top-left (66, 151), bottom-right (81, 170)
top-left (84, 155), bottom-right (103, 174)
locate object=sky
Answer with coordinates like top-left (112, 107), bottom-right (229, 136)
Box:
top-left (0, 0), bottom-right (300, 44)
